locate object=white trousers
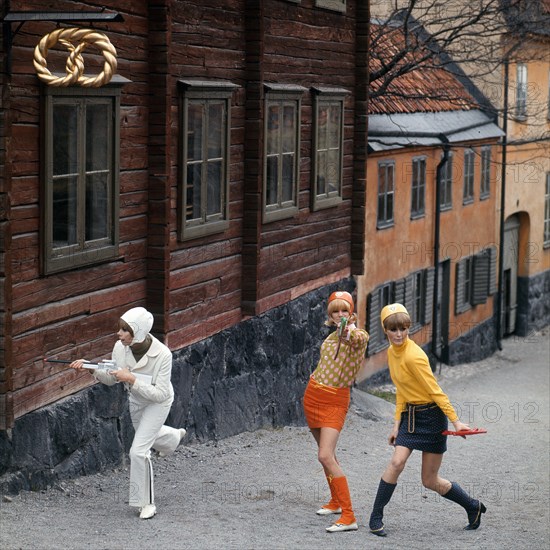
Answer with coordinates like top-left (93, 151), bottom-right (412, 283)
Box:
top-left (128, 396), bottom-right (180, 508)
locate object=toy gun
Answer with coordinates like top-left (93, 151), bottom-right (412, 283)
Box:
top-left (44, 358), bottom-right (152, 384)
top-left (334, 317), bottom-right (348, 360)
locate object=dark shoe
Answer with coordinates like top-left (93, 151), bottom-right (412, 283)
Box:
top-left (369, 526), bottom-right (387, 537)
top-left (464, 502), bottom-right (487, 530)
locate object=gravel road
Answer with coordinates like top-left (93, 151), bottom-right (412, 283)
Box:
top-left (1, 329), bottom-right (548, 550)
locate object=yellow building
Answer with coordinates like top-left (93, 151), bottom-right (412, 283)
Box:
top-left (500, 13), bottom-right (550, 336)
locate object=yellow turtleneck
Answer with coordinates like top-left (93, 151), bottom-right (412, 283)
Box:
top-left (388, 338), bottom-right (458, 422)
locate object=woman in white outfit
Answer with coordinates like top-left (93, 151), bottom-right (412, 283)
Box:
top-left (71, 307), bottom-right (185, 519)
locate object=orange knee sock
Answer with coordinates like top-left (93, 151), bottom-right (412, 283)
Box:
top-left (330, 475), bottom-right (356, 525)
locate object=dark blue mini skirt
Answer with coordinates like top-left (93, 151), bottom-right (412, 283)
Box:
top-left (395, 403), bottom-right (448, 454)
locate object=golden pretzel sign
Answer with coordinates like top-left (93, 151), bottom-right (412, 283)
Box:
top-left (33, 27), bottom-right (117, 88)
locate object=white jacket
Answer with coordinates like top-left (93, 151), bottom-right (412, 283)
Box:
top-left (94, 335), bottom-right (174, 404)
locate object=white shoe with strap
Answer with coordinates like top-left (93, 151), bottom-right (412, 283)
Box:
top-left (326, 521), bottom-right (358, 532)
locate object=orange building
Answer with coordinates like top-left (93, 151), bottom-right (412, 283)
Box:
top-left (357, 22), bottom-right (504, 377)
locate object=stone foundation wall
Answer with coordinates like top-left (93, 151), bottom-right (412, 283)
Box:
top-left (516, 270), bottom-right (550, 336)
top-left (0, 279), bottom-right (354, 495)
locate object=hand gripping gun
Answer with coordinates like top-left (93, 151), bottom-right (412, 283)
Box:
top-left (44, 358), bottom-right (152, 384)
top-left (333, 316), bottom-right (348, 360)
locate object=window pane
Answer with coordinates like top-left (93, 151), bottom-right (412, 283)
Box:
top-left (52, 176), bottom-right (78, 247)
top-left (53, 105), bottom-right (78, 176)
top-left (318, 105), bottom-right (328, 150)
top-left (266, 155), bottom-right (278, 206)
top-left (282, 105), bottom-right (295, 153)
top-left (328, 105), bottom-right (340, 148)
top-left (327, 149), bottom-right (339, 193)
top-left (186, 163), bottom-right (202, 220)
top-left (282, 153), bottom-right (294, 202)
top-left (206, 160), bottom-right (222, 216)
top-left (86, 104), bottom-right (109, 171)
top-left (387, 189), bottom-right (393, 220)
top-left (188, 103), bottom-right (204, 162)
top-left (86, 172), bottom-right (108, 240)
top-left (267, 105), bottom-right (280, 155)
top-left (317, 150), bottom-right (327, 195)
top-left (207, 102), bottom-right (224, 159)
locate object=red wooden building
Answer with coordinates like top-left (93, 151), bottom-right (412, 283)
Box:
top-left (0, 0), bottom-right (368, 446)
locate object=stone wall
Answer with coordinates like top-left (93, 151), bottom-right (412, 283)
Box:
top-left (447, 316), bottom-right (499, 366)
top-left (0, 280), bottom-right (354, 495)
top-left (516, 270), bottom-right (550, 336)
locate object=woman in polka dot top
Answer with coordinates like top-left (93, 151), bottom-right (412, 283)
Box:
top-left (303, 291), bottom-right (369, 533)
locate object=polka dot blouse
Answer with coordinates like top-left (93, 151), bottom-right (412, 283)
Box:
top-left (311, 326), bottom-right (369, 388)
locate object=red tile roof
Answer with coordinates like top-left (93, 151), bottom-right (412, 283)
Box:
top-left (368, 23), bottom-right (478, 115)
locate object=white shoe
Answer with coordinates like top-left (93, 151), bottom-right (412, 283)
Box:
top-left (326, 522), bottom-right (358, 532)
top-left (159, 428), bottom-right (187, 457)
top-left (139, 504), bottom-right (157, 519)
top-left (316, 506), bottom-right (342, 515)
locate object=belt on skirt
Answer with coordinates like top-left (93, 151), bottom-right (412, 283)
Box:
top-left (309, 376), bottom-right (341, 395)
top-left (405, 402), bottom-right (438, 433)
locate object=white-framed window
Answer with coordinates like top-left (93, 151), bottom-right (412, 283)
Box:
top-left (377, 161), bottom-right (395, 228)
top-left (515, 63), bottom-right (528, 119)
top-left (439, 152), bottom-right (453, 210)
top-left (463, 148), bottom-right (475, 204)
top-left (411, 156), bottom-right (426, 218)
top-left (178, 80), bottom-right (237, 240)
top-left (480, 146), bottom-right (491, 199)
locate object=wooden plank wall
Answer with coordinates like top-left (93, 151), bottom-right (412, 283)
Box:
top-left (3, 0), bottom-right (151, 427)
top-left (2, 0), bottom-right (364, 427)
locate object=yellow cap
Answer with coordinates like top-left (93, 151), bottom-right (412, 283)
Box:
top-left (380, 303), bottom-right (409, 326)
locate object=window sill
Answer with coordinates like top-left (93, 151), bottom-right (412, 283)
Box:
top-left (410, 212), bottom-right (425, 220)
top-left (377, 220), bottom-right (395, 230)
top-left (180, 219), bottom-right (229, 241)
top-left (312, 195), bottom-right (343, 211)
top-left (263, 205), bottom-right (299, 224)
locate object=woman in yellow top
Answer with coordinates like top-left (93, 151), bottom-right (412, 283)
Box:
top-left (368, 303), bottom-right (486, 537)
top-left (303, 291), bottom-right (369, 533)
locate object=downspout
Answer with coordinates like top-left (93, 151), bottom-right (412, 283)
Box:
top-left (431, 135), bottom-right (451, 362)
top-left (496, 57), bottom-right (509, 350)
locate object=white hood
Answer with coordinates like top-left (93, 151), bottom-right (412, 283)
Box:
top-left (121, 307), bottom-right (154, 344)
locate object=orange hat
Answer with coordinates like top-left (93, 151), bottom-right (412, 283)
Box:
top-left (328, 291), bottom-right (354, 314)
top-left (380, 303), bottom-right (409, 326)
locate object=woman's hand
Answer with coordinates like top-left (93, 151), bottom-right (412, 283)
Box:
top-left (110, 368), bottom-right (136, 386)
top-left (452, 420), bottom-right (471, 438)
top-left (388, 421), bottom-right (399, 446)
top-left (69, 359), bottom-right (90, 372)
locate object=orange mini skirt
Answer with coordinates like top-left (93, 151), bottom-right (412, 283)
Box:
top-left (303, 376), bottom-right (351, 431)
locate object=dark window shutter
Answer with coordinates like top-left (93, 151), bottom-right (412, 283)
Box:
top-left (423, 267), bottom-right (435, 325)
top-left (472, 252), bottom-right (490, 305)
top-left (404, 274), bottom-right (414, 314)
top-left (394, 278), bottom-right (405, 304)
top-left (455, 259), bottom-right (467, 314)
top-left (488, 245), bottom-right (498, 295)
top-left (366, 290), bottom-right (381, 353)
